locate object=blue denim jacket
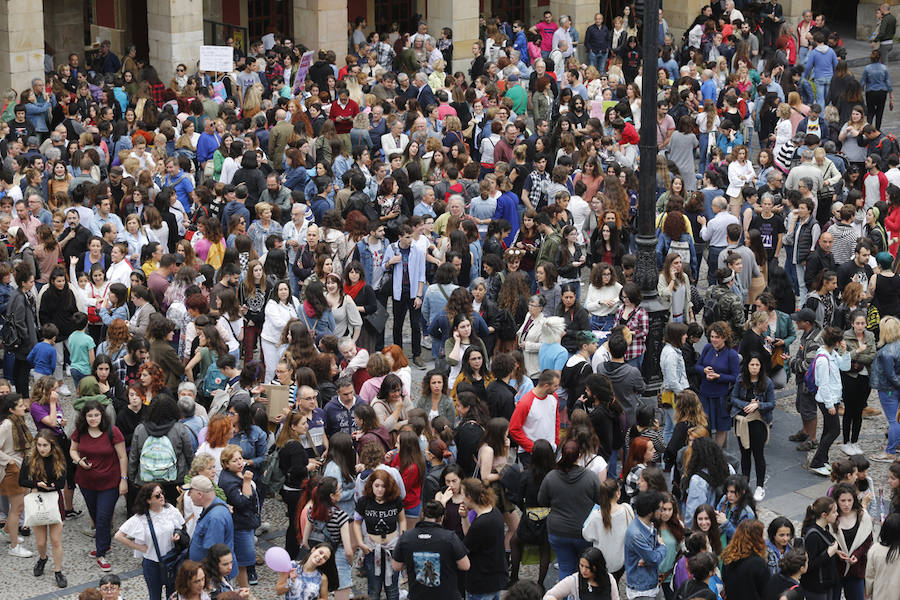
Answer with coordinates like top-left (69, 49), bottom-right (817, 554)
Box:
top-left (229, 425), bottom-right (268, 475)
top-left (870, 341), bottom-right (900, 391)
top-left (624, 517), bottom-right (668, 592)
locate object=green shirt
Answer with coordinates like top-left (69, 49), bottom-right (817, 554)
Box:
top-left (68, 330), bottom-right (96, 374)
top-left (505, 85), bottom-right (527, 117)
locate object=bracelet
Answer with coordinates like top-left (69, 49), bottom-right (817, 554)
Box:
top-left (120, 476), bottom-right (127, 481)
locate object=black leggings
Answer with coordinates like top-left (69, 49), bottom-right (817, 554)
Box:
top-left (13, 356), bottom-right (30, 397)
top-left (811, 402), bottom-right (841, 468)
top-left (841, 373), bottom-right (870, 444)
top-left (867, 90), bottom-right (889, 130)
top-left (739, 419), bottom-right (768, 487)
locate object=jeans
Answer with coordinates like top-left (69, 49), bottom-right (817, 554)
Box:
top-left (810, 402), bottom-right (841, 468)
top-left (364, 548), bottom-right (400, 600)
top-left (2, 350), bottom-right (13, 380)
top-left (739, 419), bottom-right (768, 487)
top-left (467, 593), bottom-right (501, 600)
top-left (591, 314), bottom-right (616, 332)
top-left (80, 486), bottom-right (119, 556)
top-left (813, 78), bottom-right (830, 108)
top-left (662, 406), bottom-right (675, 444)
top-left (282, 489), bottom-right (302, 559)
top-left (143, 557), bottom-right (174, 600)
top-left (879, 42), bottom-right (892, 65)
top-left (699, 133), bottom-right (709, 175)
top-left (392, 290), bottom-right (422, 358)
top-left (70, 367), bottom-right (86, 389)
top-left (834, 576), bottom-right (865, 600)
top-left (547, 532), bottom-right (591, 580)
top-left (588, 50), bottom-right (608, 73)
top-left (627, 354), bottom-right (643, 371)
top-left (707, 245), bottom-right (726, 285)
top-left (786, 259), bottom-right (799, 296)
top-left (796, 263), bottom-right (808, 304)
top-left (866, 90), bottom-right (888, 130)
top-left (798, 47), bottom-right (810, 66)
top-left (879, 389), bottom-right (900, 454)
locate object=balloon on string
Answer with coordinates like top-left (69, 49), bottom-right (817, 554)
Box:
top-left (265, 546), bottom-right (293, 572)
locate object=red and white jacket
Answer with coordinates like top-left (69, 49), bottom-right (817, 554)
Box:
top-left (509, 389), bottom-right (559, 453)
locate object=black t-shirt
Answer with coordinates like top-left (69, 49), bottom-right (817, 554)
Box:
top-left (394, 521), bottom-right (468, 600)
top-left (463, 508), bottom-right (507, 593)
top-left (749, 213), bottom-right (785, 261)
top-left (354, 496), bottom-right (403, 536)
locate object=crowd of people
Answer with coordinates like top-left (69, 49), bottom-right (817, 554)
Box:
top-left (3, 2), bottom-right (900, 600)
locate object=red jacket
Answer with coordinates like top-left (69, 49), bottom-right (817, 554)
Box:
top-left (329, 99), bottom-right (359, 134)
top-left (885, 204), bottom-right (900, 256)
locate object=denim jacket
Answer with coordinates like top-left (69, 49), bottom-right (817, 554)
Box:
top-left (624, 517), bottom-right (668, 591)
top-left (730, 378), bottom-right (775, 425)
top-left (355, 238), bottom-right (390, 290)
top-left (715, 497), bottom-right (756, 540)
top-left (870, 341), bottom-right (900, 392)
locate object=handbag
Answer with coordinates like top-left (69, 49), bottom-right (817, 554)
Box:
top-left (147, 514), bottom-right (191, 586)
top-left (364, 301), bottom-right (388, 333)
top-left (23, 491), bottom-right (62, 527)
top-left (516, 506), bottom-right (549, 544)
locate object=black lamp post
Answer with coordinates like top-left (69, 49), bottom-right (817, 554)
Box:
top-left (634, 0), bottom-right (668, 395)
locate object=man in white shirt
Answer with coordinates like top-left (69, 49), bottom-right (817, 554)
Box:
top-left (551, 16), bottom-right (575, 60)
top-left (699, 196), bottom-right (740, 285)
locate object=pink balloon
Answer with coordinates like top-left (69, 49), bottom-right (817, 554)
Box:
top-left (265, 546), bottom-right (293, 572)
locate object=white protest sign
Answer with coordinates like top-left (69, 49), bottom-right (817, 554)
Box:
top-left (199, 45), bottom-right (235, 73)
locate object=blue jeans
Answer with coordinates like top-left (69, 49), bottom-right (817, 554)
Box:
top-left (879, 390), bottom-right (900, 454)
top-left (786, 260), bottom-right (799, 296)
top-left (2, 350), bottom-right (13, 381)
top-left (798, 47), bottom-right (810, 66)
top-left (813, 78), bottom-right (830, 107)
top-left (707, 245), bottom-right (725, 285)
top-left (627, 355), bottom-right (643, 371)
top-left (547, 533), bottom-right (591, 580)
top-left (834, 576), bottom-right (865, 600)
top-left (699, 133), bottom-right (709, 175)
top-left (143, 557), bottom-right (174, 600)
top-left (588, 50), bottom-right (608, 73)
top-left (662, 406), bottom-right (675, 444)
top-left (591, 314), bottom-right (616, 331)
top-left (80, 486), bottom-right (119, 556)
top-left (467, 593), bottom-right (501, 600)
top-left (797, 263), bottom-right (808, 305)
top-left (70, 367), bottom-right (87, 389)
top-left (364, 550), bottom-right (400, 600)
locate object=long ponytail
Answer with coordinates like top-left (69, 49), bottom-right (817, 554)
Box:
top-left (801, 496), bottom-right (835, 534)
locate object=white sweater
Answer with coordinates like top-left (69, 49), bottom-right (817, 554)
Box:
top-left (584, 282), bottom-right (623, 317)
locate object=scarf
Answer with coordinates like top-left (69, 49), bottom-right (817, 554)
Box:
top-left (344, 281), bottom-right (365, 299)
top-left (9, 414), bottom-right (32, 454)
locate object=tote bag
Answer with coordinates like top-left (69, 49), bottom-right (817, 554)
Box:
top-left (23, 491), bottom-right (62, 527)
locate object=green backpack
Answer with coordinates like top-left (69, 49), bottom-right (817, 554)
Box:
top-left (139, 434), bottom-right (178, 482)
top-left (201, 351), bottom-right (228, 397)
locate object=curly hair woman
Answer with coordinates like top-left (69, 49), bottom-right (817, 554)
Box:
top-left (721, 520), bottom-right (771, 600)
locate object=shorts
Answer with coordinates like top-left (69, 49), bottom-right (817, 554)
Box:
top-left (233, 528), bottom-right (257, 567)
top-left (700, 394), bottom-right (731, 433)
top-left (796, 389), bottom-right (818, 422)
top-left (335, 543), bottom-right (352, 589)
top-left (0, 463), bottom-right (26, 495)
top-left (405, 502), bottom-right (422, 518)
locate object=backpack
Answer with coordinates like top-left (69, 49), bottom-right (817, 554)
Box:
top-left (875, 133), bottom-right (900, 157)
top-left (139, 433), bottom-right (178, 483)
top-left (702, 295), bottom-right (721, 327)
top-left (307, 515), bottom-right (336, 545)
top-left (804, 352), bottom-right (829, 394)
top-left (261, 444), bottom-right (285, 497)
top-left (495, 309), bottom-right (518, 340)
top-left (421, 464), bottom-right (446, 504)
top-left (669, 238), bottom-right (692, 269)
top-left (201, 352), bottom-right (227, 397)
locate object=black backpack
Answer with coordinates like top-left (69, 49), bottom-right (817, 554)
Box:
top-left (702, 295), bottom-right (721, 327)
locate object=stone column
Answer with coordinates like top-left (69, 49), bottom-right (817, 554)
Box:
top-left (781, 0), bottom-right (812, 30)
top-left (663, 0), bottom-right (707, 40)
top-left (0, 0), bottom-right (45, 92)
top-left (148, 0), bottom-right (205, 81)
top-left (429, 0), bottom-right (479, 75)
top-left (293, 0), bottom-right (349, 63)
top-left (43, 0), bottom-right (83, 72)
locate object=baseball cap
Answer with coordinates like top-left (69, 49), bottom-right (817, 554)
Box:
top-left (7, 225), bottom-right (20, 240)
top-left (791, 308), bottom-right (817, 323)
top-left (183, 475), bottom-right (214, 493)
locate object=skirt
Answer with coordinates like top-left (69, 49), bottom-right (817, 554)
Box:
top-left (0, 463), bottom-right (26, 495)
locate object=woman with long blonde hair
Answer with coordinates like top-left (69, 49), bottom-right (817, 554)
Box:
top-left (241, 83), bottom-right (264, 119)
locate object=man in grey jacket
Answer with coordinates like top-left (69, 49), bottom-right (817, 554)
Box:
top-left (595, 333), bottom-right (645, 430)
top-left (789, 308), bottom-right (823, 452)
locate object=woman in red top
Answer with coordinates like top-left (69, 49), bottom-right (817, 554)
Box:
top-left (885, 185), bottom-right (900, 256)
top-left (69, 399), bottom-right (127, 573)
top-left (389, 430), bottom-right (425, 528)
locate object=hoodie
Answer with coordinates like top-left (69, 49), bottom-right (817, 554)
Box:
top-left (537, 465), bottom-right (604, 538)
top-left (803, 43), bottom-right (838, 80)
top-left (595, 360), bottom-right (645, 428)
top-left (127, 418), bottom-right (196, 485)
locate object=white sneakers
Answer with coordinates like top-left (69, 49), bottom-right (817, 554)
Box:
top-left (753, 486), bottom-right (766, 502)
top-left (9, 545), bottom-right (33, 558)
top-left (58, 384), bottom-right (72, 396)
top-left (841, 443), bottom-right (864, 456)
top-left (811, 465), bottom-right (831, 477)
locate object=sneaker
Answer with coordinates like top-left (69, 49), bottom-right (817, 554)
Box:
top-left (247, 565), bottom-right (259, 585)
top-left (33, 556), bottom-right (47, 576)
top-left (9, 545), bottom-right (33, 558)
top-left (82, 526), bottom-right (95, 538)
top-left (54, 572), bottom-right (67, 588)
top-left (64, 509), bottom-right (82, 520)
top-left (96, 556), bottom-right (111, 572)
top-left (753, 486), bottom-right (766, 502)
top-left (788, 431), bottom-right (809, 442)
top-left (89, 550), bottom-right (96, 558)
top-left (412, 356), bottom-right (425, 368)
top-left (810, 465), bottom-right (831, 477)
top-left (851, 443), bottom-right (865, 455)
top-left (57, 384), bottom-right (71, 396)
top-left (840, 443), bottom-right (856, 456)
top-left (257, 521), bottom-right (270, 534)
